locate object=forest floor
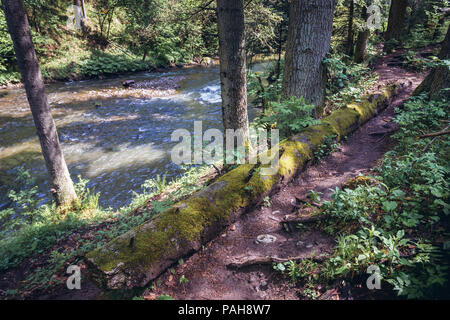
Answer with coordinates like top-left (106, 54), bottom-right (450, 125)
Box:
top-left (0, 49), bottom-right (428, 300)
top-left (139, 50), bottom-right (428, 300)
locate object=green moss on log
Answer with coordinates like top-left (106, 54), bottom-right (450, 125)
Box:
top-left (85, 85), bottom-right (397, 290)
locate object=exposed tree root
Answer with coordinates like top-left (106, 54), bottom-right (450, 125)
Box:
top-left (226, 254), bottom-right (329, 270)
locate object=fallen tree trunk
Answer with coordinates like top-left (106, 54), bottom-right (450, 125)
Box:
top-left (85, 85), bottom-right (399, 290)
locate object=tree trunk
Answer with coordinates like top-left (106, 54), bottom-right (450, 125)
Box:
top-left (282, 0), bottom-right (337, 116)
top-left (142, 47), bottom-right (149, 61)
top-left (2, 0), bottom-right (77, 206)
top-left (438, 24), bottom-right (450, 60)
top-left (216, 0), bottom-right (249, 147)
top-left (346, 0), bottom-right (355, 57)
top-left (81, 0), bottom-right (87, 19)
top-left (354, 5), bottom-right (369, 63)
top-left (275, 22), bottom-right (283, 81)
top-left (385, 0), bottom-right (408, 42)
top-left (413, 26), bottom-right (450, 100)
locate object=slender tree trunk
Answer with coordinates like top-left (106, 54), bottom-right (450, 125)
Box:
top-left (216, 0), bottom-right (249, 145)
top-left (346, 0), bottom-right (355, 57)
top-left (413, 26), bottom-right (450, 100)
top-left (275, 22), bottom-right (283, 81)
top-left (282, 0), bottom-right (337, 116)
top-left (81, 0), bottom-right (87, 19)
top-left (142, 47), bottom-right (149, 61)
top-left (2, 0), bottom-right (77, 205)
top-left (385, 0), bottom-right (408, 42)
top-left (354, 5), bottom-right (369, 63)
top-left (31, 7), bottom-right (39, 33)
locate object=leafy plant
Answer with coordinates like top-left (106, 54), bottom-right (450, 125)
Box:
top-left (256, 96), bottom-right (319, 138)
top-left (289, 93), bottom-right (450, 299)
top-left (263, 196), bottom-right (271, 208)
top-left (179, 274), bottom-right (189, 284)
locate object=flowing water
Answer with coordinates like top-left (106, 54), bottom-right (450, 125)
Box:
top-left (0, 63), bottom-right (268, 209)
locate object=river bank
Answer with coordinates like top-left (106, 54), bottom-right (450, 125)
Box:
top-left (0, 59), bottom-right (263, 211)
top-left (0, 56), bottom-right (220, 90)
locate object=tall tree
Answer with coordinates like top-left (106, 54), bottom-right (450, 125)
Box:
top-left (413, 25), bottom-right (450, 100)
top-left (384, 0), bottom-right (408, 42)
top-left (81, 0), bottom-right (87, 19)
top-left (354, 4), bottom-right (370, 63)
top-left (1, 0), bottom-right (77, 205)
top-left (74, 0), bottom-right (87, 33)
top-left (282, 0), bottom-right (337, 116)
top-left (216, 0), bottom-right (249, 149)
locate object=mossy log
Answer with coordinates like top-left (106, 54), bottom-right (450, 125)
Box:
top-left (85, 85), bottom-right (397, 290)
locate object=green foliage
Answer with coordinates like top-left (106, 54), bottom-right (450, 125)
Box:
top-left (403, 2), bottom-right (450, 49)
top-left (0, 172), bottom-right (102, 271)
top-left (247, 62), bottom-right (284, 107)
top-left (0, 11), bottom-right (20, 85)
top-left (179, 274), bottom-right (189, 284)
top-left (314, 94), bottom-right (450, 298)
top-left (383, 38), bottom-right (400, 54)
top-left (119, 0), bottom-right (214, 64)
top-left (156, 294), bottom-right (174, 300)
top-left (322, 185), bottom-right (386, 224)
top-left (0, 163), bottom-right (213, 288)
top-left (324, 53), bottom-right (378, 109)
top-left (271, 93), bottom-right (449, 299)
top-left (141, 174), bottom-right (168, 195)
top-left (263, 196), bottom-right (271, 208)
top-left (245, 0), bottom-right (284, 58)
top-left (256, 96), bottom-right (319, 138)
top-left (402, 50), bottom-right (428, 71)
top-left (77, 53), bottom-right (150, 78)
top-left (401, 50), bottom-right (447, 72)
top-left (313, 135), bottom-right (339, 163)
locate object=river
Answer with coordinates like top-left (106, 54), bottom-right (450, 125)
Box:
top-left (0, 63), bottom-right (267, 209)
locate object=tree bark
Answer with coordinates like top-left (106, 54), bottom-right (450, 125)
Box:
top-left (413, 26), bottom-right (450, 100)
top-left (2, 0), bottom-right (77, 205)
top-left (282, 0), bottom-right (337, 116)
top-left (385, 0), bottom-right (409, 42)
top-left (438, 24), bottom-right (450, 60)
top-left (346, 0), bottom-right (355, 57)
top-left (81, 0), bottom-right (87, 19)
top-left (354, 5), bottom-right (370, 63)
top-left (216, 0), bottom-right (249, 146)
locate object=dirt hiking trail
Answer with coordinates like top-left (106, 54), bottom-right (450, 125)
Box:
top-left (9, 49), bottom-right (427, 300)
top-left (143, 51), bottom-right (427, 300)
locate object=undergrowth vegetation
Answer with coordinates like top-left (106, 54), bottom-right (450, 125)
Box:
top-left (323, 54), bottom-right (378, 111)
top-left (248, 52), bottom-right (379, 135)
top-left (273, 93), bottom-right (449, 299)
top-left (0, 164), bottom-right (213, 296)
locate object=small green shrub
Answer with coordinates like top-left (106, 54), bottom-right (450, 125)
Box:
top-left (256, 96), bottom-right (319, 138)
